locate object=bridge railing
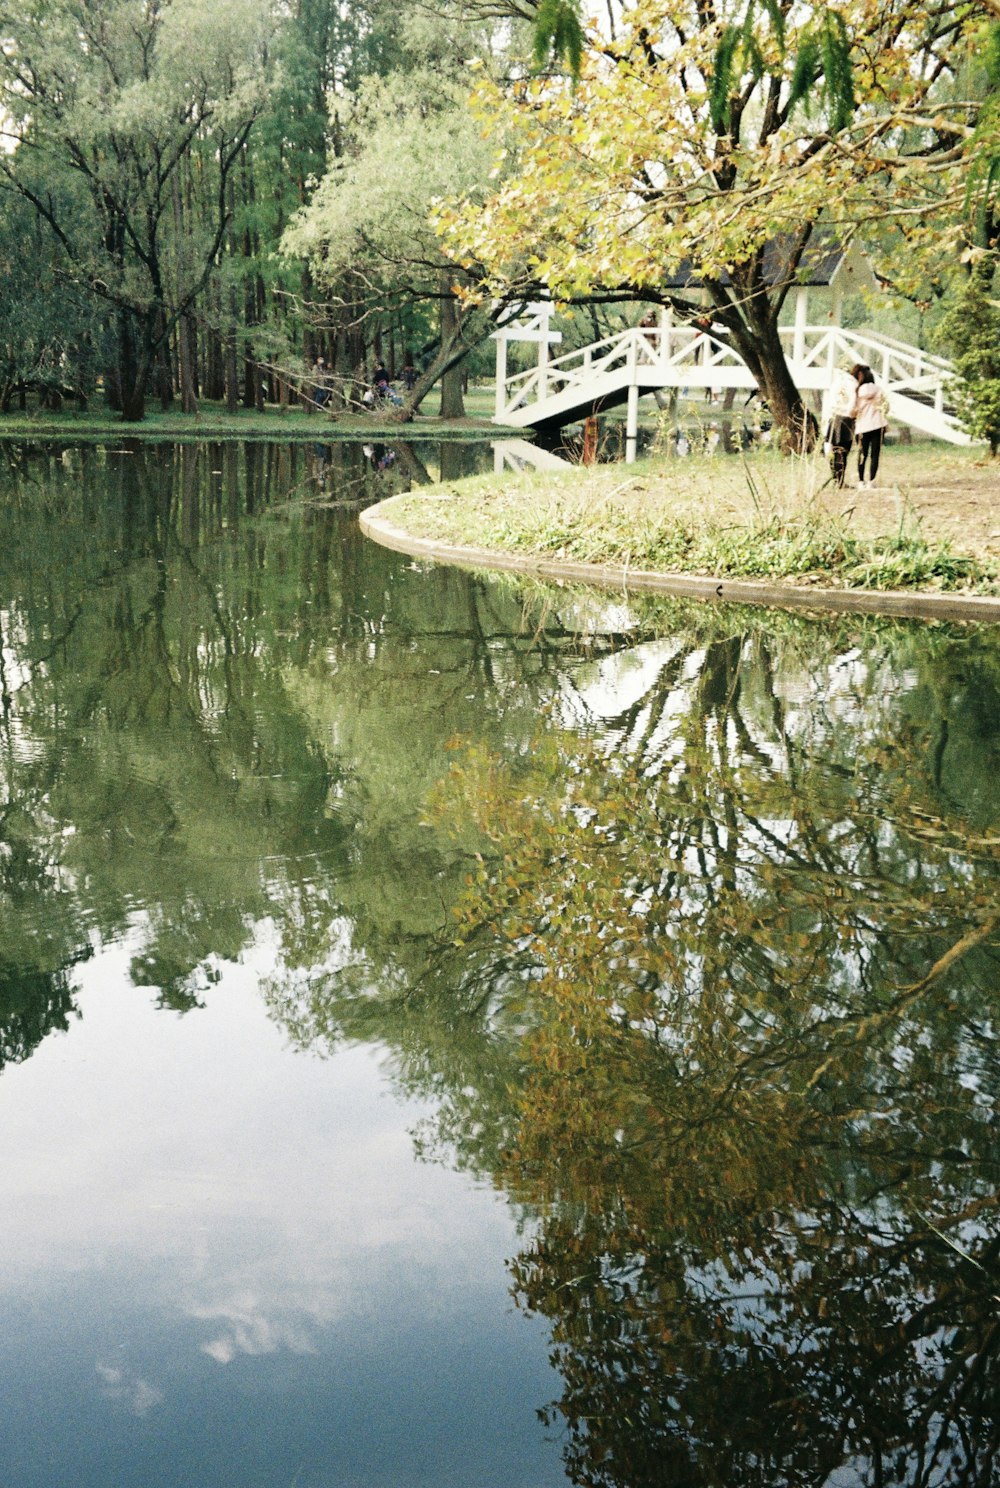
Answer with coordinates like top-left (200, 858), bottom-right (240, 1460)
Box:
top-left (496, 324), bottom-right (745, 420)
top-left (494, 316), bottom-right (964, 438)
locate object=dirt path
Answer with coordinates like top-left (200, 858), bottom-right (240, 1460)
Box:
top-left (865, 457), bottom-right (1000, 556)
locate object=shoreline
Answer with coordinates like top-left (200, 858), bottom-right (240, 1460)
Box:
top-left (359, 446), bottom-right (1000, 625)
top-left (360, 502), bottom-right (1000, 624)
top-left (0, 411), bottom-right (516, 444)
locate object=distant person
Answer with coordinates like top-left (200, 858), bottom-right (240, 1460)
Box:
top-left (692, 313), bottom-right (711, 366)
top-left (371, 366), bottom-right (402, 407)
top-left (312, 357), bottom-right (330, 410)
top-left (401, 357), bottom-right (417, 391)
top-left (854, 365), bottom-right (889, 488)
top-left (826, 368), bottom-right (859, 486)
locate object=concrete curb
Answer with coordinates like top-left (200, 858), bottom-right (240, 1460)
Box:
top-left (359, 499), bottom-right (1000, 626)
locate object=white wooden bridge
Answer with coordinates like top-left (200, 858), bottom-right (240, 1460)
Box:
top-left (493, 304), bottom-right (968, 461)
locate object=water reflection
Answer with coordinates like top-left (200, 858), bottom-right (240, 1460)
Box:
top-left (0, 441), bottom-right (998, 1486)
top-left (420, 625), bottom-right (1000, 1488)
top-left (277, 617), bottom-right (1000, 1487)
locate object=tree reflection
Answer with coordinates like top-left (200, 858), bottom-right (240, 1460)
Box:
top-left (0, 442), bottom-right (607, 1031)
top-left (426, 621), bottom-right (1000, 1488)
top-left (0, 961), bottom-right (82, 1069)
top-left (2, 441), bottom-right (1000, 1484)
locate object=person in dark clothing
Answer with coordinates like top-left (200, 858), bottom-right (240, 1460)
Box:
top-left (854, 365), bottom-right (889, 487)
top-left (312, 357), bottom-right (330, 410)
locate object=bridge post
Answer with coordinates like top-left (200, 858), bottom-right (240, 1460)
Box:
top-left (793, 287), bottom-right (808, 365)
top-left (626, 382), bottom-right (639, 463)
top-left (494, 332), bottom-right (508, 421)
top-left (660, 307), bottom-right (673, 364)
top-left (537, 304), bottom-right (551, 398)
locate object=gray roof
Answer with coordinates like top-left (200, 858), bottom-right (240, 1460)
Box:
top-left (660, 234), bottom-right (849, 291)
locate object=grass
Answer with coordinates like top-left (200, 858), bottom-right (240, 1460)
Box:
top-left (383, 445), bottom-right (1000, 595)
top-left (0, 389), bottom-right (507, 443)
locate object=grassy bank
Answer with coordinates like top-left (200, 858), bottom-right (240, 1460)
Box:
top-left (0, 393), bottom-right (508, 443)
top-left (384, 444), bottom-right (1000, 595)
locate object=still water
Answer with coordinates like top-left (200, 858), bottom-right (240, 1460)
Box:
top-left (0, 440), bottom-right (998, 1488)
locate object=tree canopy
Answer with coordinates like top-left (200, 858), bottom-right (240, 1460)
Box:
top-left (439, 0), bottom-right (999, 441)
top-left (0, 0), bottom-right (996, 427)
top-left (280, 12), bottom-right (505, 418)
top-left (0, 0), bottom-right (277, 419)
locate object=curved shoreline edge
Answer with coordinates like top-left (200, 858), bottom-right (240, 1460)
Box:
top-left (360, 498), bottom-right (1000, 626)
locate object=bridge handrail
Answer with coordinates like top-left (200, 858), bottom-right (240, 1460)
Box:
top-left (499, 324), bottom-right (743, 410)
top-left (495, 317), bottom-right (963, 437)
top-left (831, 326), bottom-right (954, 373)
top-left (780, 325), bottom-right (955, 383)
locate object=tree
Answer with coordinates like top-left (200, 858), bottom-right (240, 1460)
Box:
top-left (0, 0), bottom-right (277, 421)
top-left (439, 0), bottom-right (992, 446)
top-left (280, 11), bottom-right (510, 418)
top-left (0, 188), bottom-right (105, 410)
top-left (940, 257), bottom-right (1000, 452)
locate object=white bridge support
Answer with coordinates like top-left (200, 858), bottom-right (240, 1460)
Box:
top-left (492, 304), bottom-right (969, 460)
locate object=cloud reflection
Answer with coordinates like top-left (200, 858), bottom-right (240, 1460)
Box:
top-left (95, 1362), bottom-right (164, 1416)
top-left (189, 1297), bottom-right (320, 1364)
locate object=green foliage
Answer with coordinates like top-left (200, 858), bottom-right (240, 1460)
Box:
top-left (815, 8), bottom-right (855, 130)
top-left (778, 6), bottom-right (855, 129)
top-left (0, 0), bottom-right (277, 416)
top-left (280, 8), bottom-right (506, 409)
top-left (708, 24), bottom-right (744, 134)
top-left (532, 0), bottom-right (585, 76)
top-left (711, 2), bottom-right (854, 137)
top-left (939, 259), bottom-right (1000, 453)
top-left (0, 189), bottom-right (106, 404)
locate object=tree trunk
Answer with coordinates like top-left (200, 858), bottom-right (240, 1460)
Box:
top-left (117, 309), bottom-right (147, 423)
top-left (156, 310), bottom-right (173, 412)
top-left (172, 172), bottom-right (199, 414)
top-left (205, 294), bottom-right (225, 401)
top-left (178, 312), bottom-right (198, 414)
top-left (392, 302), bottom-right (494, 424)
top-left (225, 301), bottom-right (239, 416)
top-left (724, 301), bottom-right (817, 452)
top-left (438, 273), bottom-right (465, 419)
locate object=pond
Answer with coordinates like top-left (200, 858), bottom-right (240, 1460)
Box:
top-left (0, 440), bottom-right (998, 1488)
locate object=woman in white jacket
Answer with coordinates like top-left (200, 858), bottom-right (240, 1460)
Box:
top-left (854, 366), bottom-right (888, 487)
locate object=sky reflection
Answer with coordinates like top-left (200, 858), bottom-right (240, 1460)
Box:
top-left (0, 932), bottom-right (563, 1488)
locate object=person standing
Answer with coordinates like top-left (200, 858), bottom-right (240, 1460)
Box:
top-left (854, 366), bottom-right (889, 487)
top-left (826, 368), bottom-right (859, 487)
top-left (312, 357), bottom-right (330, 411)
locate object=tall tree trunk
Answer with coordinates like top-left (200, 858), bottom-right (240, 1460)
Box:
top-left (748, 321), bottom-right (816, 453)
top-left (117, 309), bottom-right (147, 423)
top-left (438, 272), bottom-right (465, 419)
top-left (225, 307), bottom-right (239, 415)
top-left (171, 173), bottom-right (199, 413)
top-left (205, 280), bottom-right (225, 400)
top-left (177, 312), bottom-right (198, 414)
top-left (719, 273), bottom-right (817, 451)
top-left (155, 307), bottom-right (172, 412)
